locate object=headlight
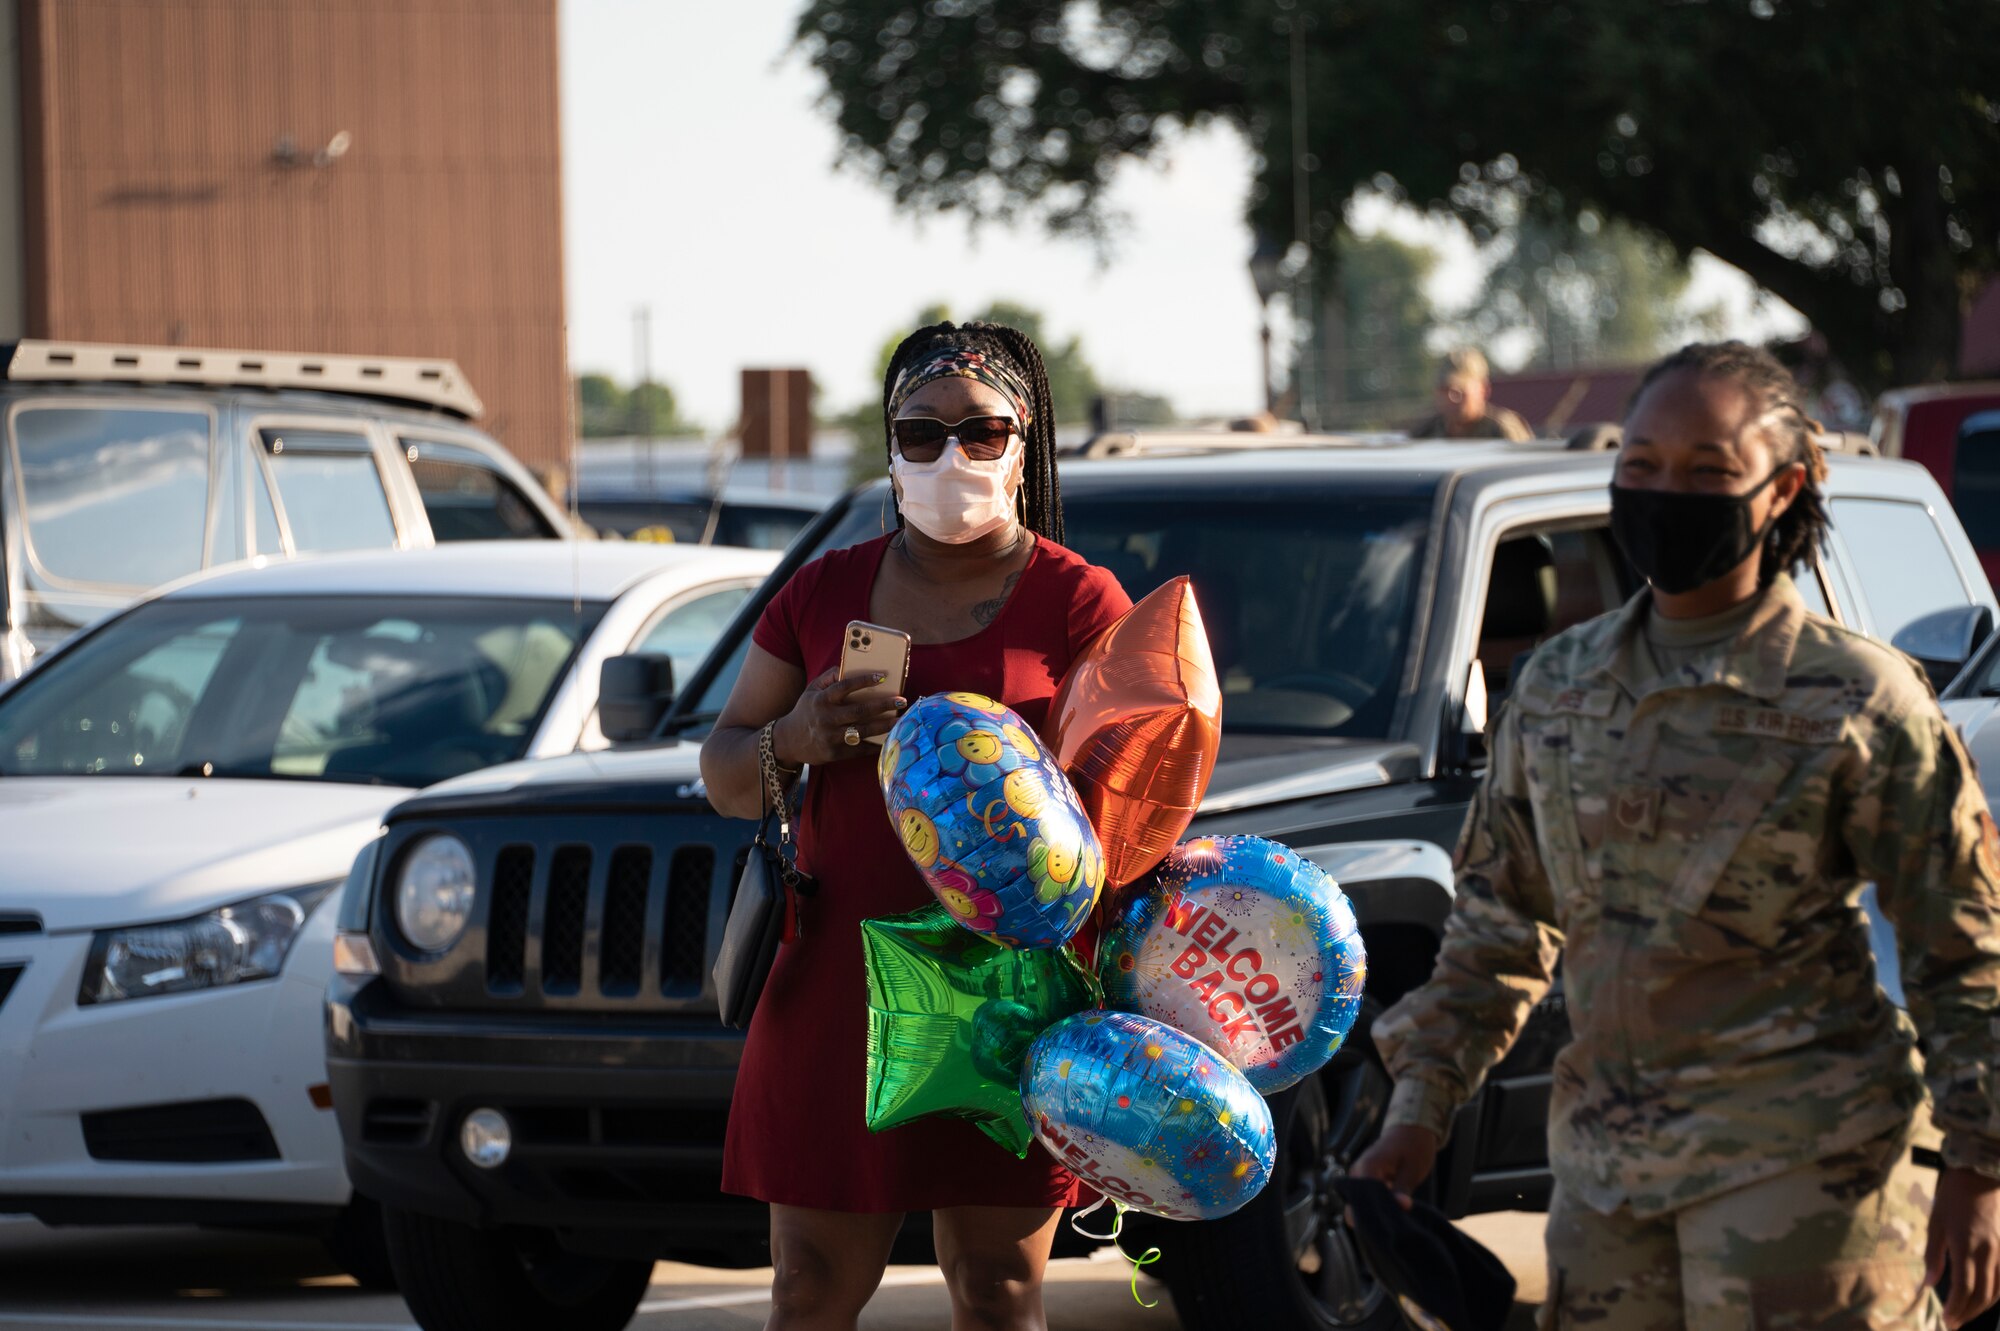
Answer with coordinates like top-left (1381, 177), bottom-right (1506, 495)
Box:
top-left (80, 883), bottom-right (336, 1006)
top-left (395, 834), bottom-right (476, 954)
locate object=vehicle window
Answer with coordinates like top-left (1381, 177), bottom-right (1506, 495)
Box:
top-left (0, 616), bottom-right (234, 773)
top-left (253, 465), bottom-right (284, 555)
top-left (0, 596), bottom-right (609, 786)
top-left (1831, 498), bottom-right (1971, 642)
top-left (681, 484), bottom-right (1432, 738)
top-left (1475, 526), bottom-right (1631, 697)
top-left (1795, 563), bottom-right (1831, 617)
top-left (689, 633), bottom-right (754, 723)
top-left (1061, 496), bottom-right (1432, 736)
top-left (406, 439), bottom-right (558, 542)
top-left (578, 499), bottom-right (710, 543)
top-left (1953, 419), bottom-right (2000, 550)
top-left (209, 435), bottom-right (243, 564)
top-left (11, 406), bottom-right (211, 586)
top-left (259, 429), bottom-right (396, 553)
top-left (713, 505), bottom-right (818, 551)
top-left (634, 585), bottom-right (755, 688)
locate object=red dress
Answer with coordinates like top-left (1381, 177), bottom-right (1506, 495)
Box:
top-left (722, 533), bottom-right (1132, 1212)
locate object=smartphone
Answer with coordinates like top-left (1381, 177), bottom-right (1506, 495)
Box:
top-left (840, 620), bottom-right (913, 745)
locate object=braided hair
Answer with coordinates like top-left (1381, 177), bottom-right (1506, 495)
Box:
top-left (1625, 341), bottom-right (1831, 587)
top-left (880, 320), bottom-right (1065, 544)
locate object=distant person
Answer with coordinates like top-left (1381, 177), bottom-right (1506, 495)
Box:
top-left (1410, 347), bottom-right (1533, 441)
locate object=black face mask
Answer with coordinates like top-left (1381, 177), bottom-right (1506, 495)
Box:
top-left (1609, 469), bottom-right (1784, 595)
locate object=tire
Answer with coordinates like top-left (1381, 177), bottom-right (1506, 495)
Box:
top-left (383, 1207), bottom-right (653, 1331)
top-left (321, 1194), bottom-right (399, 1292)
top-left (1164, 997), bottom-right (1400, 1330)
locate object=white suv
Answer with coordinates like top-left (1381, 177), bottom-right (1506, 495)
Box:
top-left (0, 340), bottom-right (573, 681)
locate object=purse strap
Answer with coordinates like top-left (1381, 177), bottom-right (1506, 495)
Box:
top-left (756, 722), bottom-right (802, 889)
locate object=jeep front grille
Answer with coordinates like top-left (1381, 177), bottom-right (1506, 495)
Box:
top-left (542, 846), bottom-right (592, 994)
top-left (477, 841), bottom-right (717, 1003)
top-left (488, 846), bottom-right (534, 990)
top-left (663, 846), bottom-right (715, 995)
top-left (601, 847), bottom-right (651, 996)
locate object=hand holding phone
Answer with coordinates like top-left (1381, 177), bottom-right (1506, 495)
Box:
top-left (838, 620), bottom-right (912, 746)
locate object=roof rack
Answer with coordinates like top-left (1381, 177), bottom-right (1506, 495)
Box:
top-left (3, 339), bottom-right (484, 419)
top-left (1073, 429), bottom-right (1416, 460)
top-left (1816, 430), bottom-right (1878, 456)
top-left (1563, 422), bottom-right (1878, 457)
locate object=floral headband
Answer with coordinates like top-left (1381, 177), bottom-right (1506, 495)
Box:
top-left (887, 347), bottom-right (1035, 429)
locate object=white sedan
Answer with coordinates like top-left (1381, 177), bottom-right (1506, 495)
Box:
top-left (0, 540), bottom-right (775, 1281)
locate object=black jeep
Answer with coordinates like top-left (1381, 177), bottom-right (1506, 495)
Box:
top-left (327, 437), bottom-right (1995, 1331)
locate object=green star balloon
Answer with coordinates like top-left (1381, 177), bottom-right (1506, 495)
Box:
top-left (863, 902), bottom-right (1101, 1157)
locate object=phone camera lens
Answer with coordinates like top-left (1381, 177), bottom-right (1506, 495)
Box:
top-left (863, 635), bottom-right (873, 646)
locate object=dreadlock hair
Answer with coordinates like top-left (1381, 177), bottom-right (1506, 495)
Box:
top-left (880, 320), bottom-right (1065, 544)
top-left (1625, 340), bottom-right (1831, 587)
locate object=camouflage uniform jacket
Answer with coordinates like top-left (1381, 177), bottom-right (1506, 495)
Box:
top-left (1374, 574), bottom-right (2000, 1217)
top-left (1408, 405), bottom-right (1534, 443)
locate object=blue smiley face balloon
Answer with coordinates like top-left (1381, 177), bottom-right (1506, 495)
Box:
top-left (1020, 1010), bottom-right (1275, 1221)
top-left (880, 693), bottom-right (1106, 950)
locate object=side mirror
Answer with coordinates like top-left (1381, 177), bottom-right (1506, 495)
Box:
top-left (1892, 605), bottom-right (1995, 693)
top-left (599, 653), bottom-right (676, 743)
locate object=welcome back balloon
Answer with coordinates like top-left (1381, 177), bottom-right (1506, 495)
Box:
top-left (880, 692), bottom-right (1106, 950)
top-left (1099, 835), bottom-right (1366, 1093)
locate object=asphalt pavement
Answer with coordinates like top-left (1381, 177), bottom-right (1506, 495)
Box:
top-left (0, 1212), bottom-right (1547, 1329)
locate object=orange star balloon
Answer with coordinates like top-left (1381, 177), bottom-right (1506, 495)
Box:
top-left (1045, 576), bottom-right (1222, 887)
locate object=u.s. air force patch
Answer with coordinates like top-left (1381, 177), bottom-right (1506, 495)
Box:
top-left (1713, 705), bottom-right (1846, 745)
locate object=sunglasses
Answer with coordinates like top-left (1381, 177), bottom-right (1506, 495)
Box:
top-left (891, 415), bottom-right (1017, 464)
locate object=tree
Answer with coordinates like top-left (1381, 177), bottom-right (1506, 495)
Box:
top-left (975, 300), bottom-right (1102, 417)
top-left (1463, 212), bottom-right (1722, 369)
top-left (574, 373), bottom-right (697, 439)
top-left (1325, 230), bottom-right (1442, 413)
top-left (576, 373), bottom-right (626, 439)
top-left (795, 0), bottom-right (1999, 387)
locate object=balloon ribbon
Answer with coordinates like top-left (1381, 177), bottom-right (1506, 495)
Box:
top-left (1068, 1198), bottom-right (1164, 1309)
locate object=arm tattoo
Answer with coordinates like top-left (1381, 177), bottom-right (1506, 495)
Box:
top-left (971, 570), bottom-right (1025, 627)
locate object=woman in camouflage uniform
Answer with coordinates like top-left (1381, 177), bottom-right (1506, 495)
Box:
top-left (1355, 343), bottom-right (2000, 1329)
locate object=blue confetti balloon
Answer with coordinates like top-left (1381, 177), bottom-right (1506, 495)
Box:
top-left (1099, 835), bottom-right (1366, 1093)
top-left (1021, 1010), bottom-right (1275, 1221)
top-left (880, 693), bottom-right (1106, 950)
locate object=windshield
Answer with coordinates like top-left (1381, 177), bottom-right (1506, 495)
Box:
top-left (578, 499), bottom-right (711, 543)
top-left (0, 596), bottom-right (608, 786)
top-left (679, 483), bottom-right (1432, 738)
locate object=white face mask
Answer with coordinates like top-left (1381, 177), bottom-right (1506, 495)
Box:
top-left (892, 435), bottom-right (1023, 544)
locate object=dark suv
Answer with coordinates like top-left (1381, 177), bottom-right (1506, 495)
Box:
top-left (327, 439), bottom-right (1995, 1331)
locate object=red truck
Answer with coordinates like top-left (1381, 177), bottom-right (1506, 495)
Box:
top-left (1872, 382), bottom-right (2000, 584)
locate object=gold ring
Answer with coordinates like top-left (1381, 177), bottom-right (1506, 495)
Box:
top-left (844, 725), bottom-right (862, 747)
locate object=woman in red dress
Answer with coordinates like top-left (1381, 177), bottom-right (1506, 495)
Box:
top-left (701, 321), bottom-right (1132, 1330)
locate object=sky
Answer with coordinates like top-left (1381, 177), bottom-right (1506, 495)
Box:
top-left (559, 1), bottom-right (1804, 430)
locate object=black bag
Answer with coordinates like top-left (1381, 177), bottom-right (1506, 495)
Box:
top-left (1328, 1178), bottom-right (1517, 1331)
top-left (713, 746), bottom-right (814, 1030)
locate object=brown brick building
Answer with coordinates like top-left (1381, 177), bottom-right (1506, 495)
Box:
top-left (0, 0), bottom-right (567, 469)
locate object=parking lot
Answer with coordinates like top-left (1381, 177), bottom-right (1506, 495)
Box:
top-left (0, 1213), bottom-right (1545, 1330)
